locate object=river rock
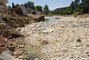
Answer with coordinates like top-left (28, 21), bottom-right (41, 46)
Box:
top-left (17, 16), bottom-right (89, 60)
top-left (1, 51), bottom-right (18, 60)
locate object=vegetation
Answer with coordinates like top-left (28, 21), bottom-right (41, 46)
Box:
top-left (9, 0), bottom-right (89, 15)
top-left (52, 0), bottom-right (89, 15)
top-left (24, 1), bottom-right (35, 10)
top-left (12, 2), bottom-right (15, 8)
top-left (11, 1), bottom-right (50, 15)
top-left (35, 6), bottom-right (42, 13)
top-left (12, 0), bottom-right (89, 15)
top-left (43, 5), bottom-right (50, 15)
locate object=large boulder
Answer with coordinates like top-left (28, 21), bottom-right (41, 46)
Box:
top-left (0, 51), bottom-right (19, 60)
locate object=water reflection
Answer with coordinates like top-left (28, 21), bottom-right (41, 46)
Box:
top-left (41, 24), bottom-right (46, 29)
top-left (41, 18), bottom-right (57, 29)
top-left (44, 18), bottom-right (56, 22)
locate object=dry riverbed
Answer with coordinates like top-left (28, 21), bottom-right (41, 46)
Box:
top-left (17, 16), bottom-right (89, 60)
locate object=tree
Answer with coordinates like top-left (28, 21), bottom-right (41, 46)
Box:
top-left (74, 0), bottom-right (80, 8)
top-left (74, 8), bottom-right (82, 13)
top-left (81, 0), bottom-right (89, 13)
top-left (36, 6), bottom-right (42, 13)
top-left (24, 3), bottom-right (27, 8)
top-left (44, 5), bottom-right (49, 15)
top-left (14, 4), bottom-right (20, 8)
top-left (52, 0), bottom-right (89, 15)
top-left (24, 1), bottom-right (35, 10)
top-left (70, 1), bottom-right (75, 13)
top-left (8, 6), bottom-right (11, 8)
top-left (82, 0), bottom-right (89, 3)
top-left (75, 0), bottom-right (80, 5)
top-left (12, 2), bottom-right (15, 8)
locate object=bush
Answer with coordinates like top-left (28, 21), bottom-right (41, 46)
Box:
top-left (74, 11), bottom-right (78, 17)
top-left (47, 12), bottom-right (53, 16)
top-left (73, 8), bottom-right (82, 17)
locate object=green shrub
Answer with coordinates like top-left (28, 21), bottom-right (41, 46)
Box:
top-left (47, 12), bottom-right (53, 16)
top-left (74, 11), bottom-right (78, 17)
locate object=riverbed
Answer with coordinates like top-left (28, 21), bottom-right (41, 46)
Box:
top-left (17, 16), bottom-right (89, 60)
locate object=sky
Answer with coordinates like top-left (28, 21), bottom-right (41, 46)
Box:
top-left (7, 0), bottom-right (74, 10)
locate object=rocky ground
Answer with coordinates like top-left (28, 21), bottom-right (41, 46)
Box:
top-left (0, 14), bottom-right (44, 60)
top-left (17, 16), bottom-right (89, 60)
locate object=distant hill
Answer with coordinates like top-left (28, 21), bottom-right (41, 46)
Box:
top-left (52, 7), bottom-right (68, 14)
top-left (52, 0), bottom-right (89, 15)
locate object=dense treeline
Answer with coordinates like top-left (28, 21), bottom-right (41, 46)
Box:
top-left (52, 0), bottom-right (89, 15)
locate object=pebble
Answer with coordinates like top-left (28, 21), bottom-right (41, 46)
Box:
top-left (18, 16), bottom-right (89, 60)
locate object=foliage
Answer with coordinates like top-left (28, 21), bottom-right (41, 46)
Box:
top-left (43, 5), bottom-right (50, 15)
top-left (14, 4), bottom-right (20, 8)
top-left (11, 1), bottom-right (51, 15)
top-left (75, 0), bottom-right (80, 6)
top-left (8, 0), bottom-right (89, 15)
top-left (12, 2), bottom-right (15, 8)
top-left (74, 11), bottom-right (78, 17)
top-left (24, 1), bottom-right (35, 10)
top-left (47, 12), bottom-right (53, 16)
top-left (74, 8), bottom-right (82, 13)
top-left (35, 6), bottom-right (42, 13)
top-left (52, 0), bottom-right (89, 15)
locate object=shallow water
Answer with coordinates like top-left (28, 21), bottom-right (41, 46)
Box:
top-left (45, 18), bottom-right (57, 22)
top-left (41, 18), bottom-right (57, 29)
top-left (41, 24), bottom-right (47, 29)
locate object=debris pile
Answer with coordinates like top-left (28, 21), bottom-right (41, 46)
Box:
top-left (0, 13), bottom-right (44, 60)
top-left (0, 1), bottom-right (44, 59)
